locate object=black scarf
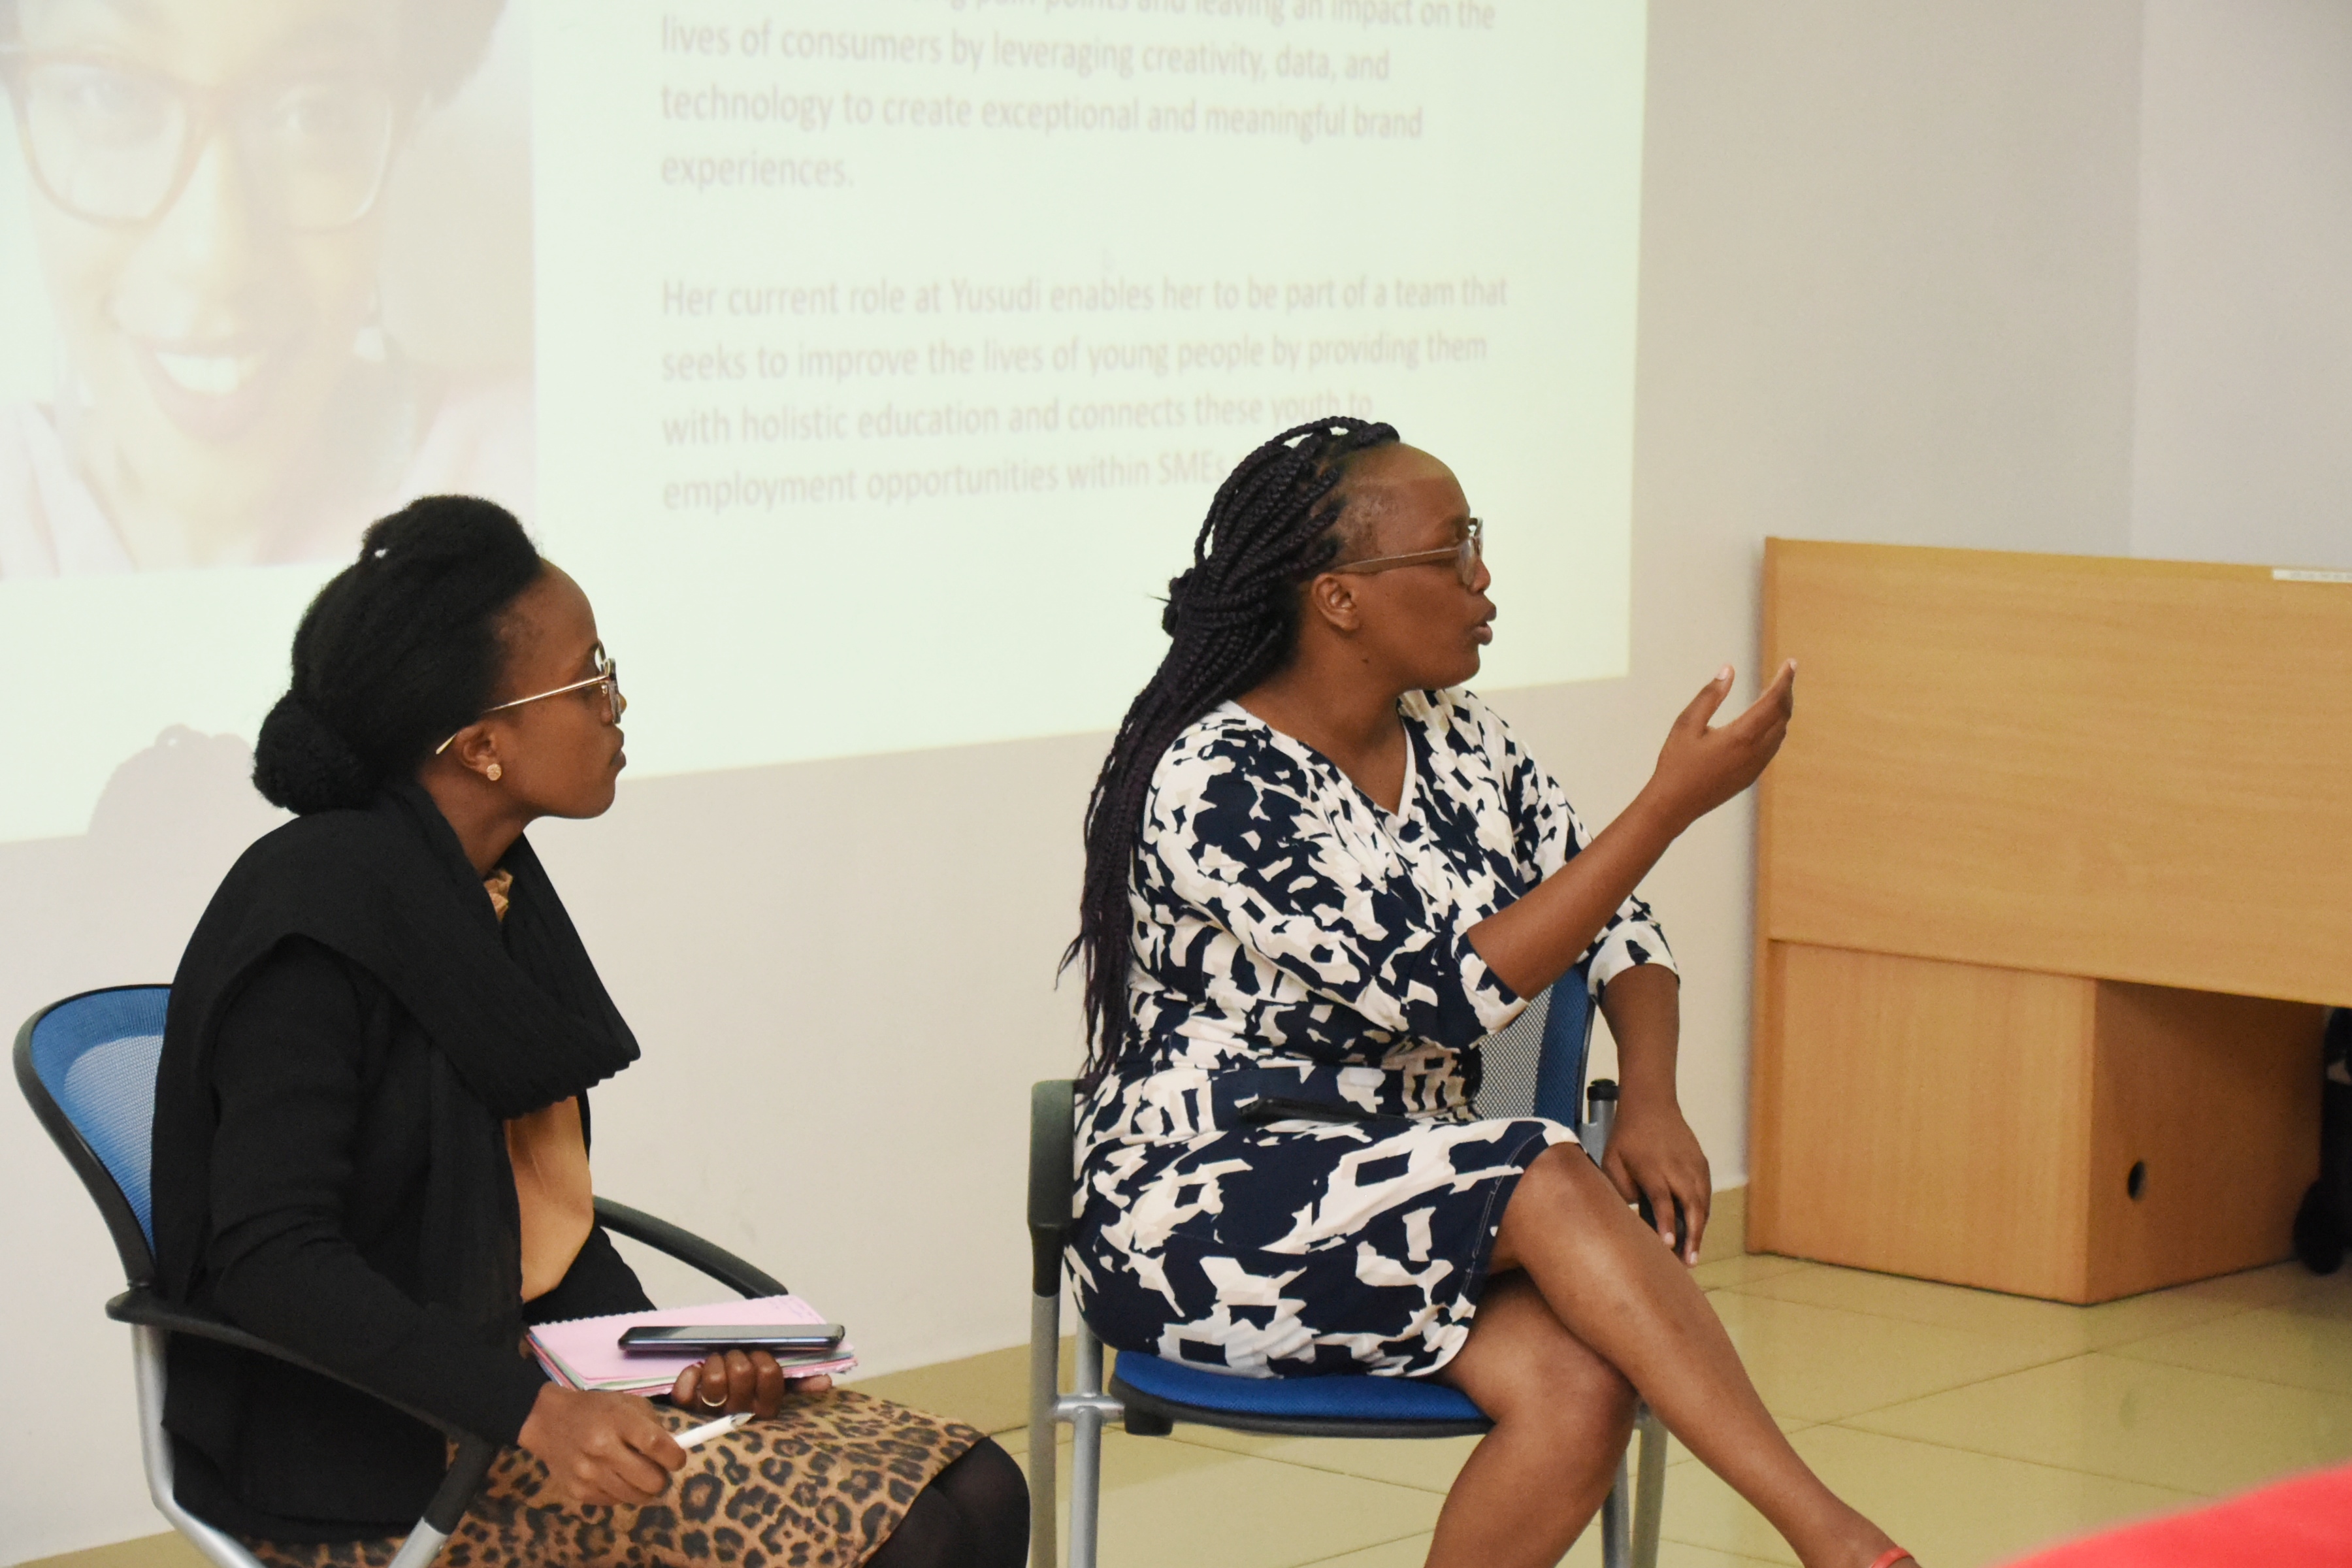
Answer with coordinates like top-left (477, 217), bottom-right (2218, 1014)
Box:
top-left (152, 780), bottom-right (639, 1330)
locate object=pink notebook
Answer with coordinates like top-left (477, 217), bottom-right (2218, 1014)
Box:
top-left (528, 1295), bottom-right (857, 1395)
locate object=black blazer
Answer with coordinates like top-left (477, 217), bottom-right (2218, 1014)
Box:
top-left (165, 938), bottom-right (651, 1539)
top-left (153, 787), bottom-right (647, 1542)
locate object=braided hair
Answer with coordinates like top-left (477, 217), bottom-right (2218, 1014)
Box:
top-left (1065, 417), bottom-right (1400, 1085)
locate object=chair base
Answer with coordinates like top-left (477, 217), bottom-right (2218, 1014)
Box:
top-left (1122, 1404), bottom-right (1175, 1437)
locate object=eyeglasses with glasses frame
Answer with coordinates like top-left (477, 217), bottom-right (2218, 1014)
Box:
top-left (0, 46), bottom-right (401, 231)
top-left (433, 646), bottom-right (623, 757)
top-left (1330, 517), bottom-right (1484, 587)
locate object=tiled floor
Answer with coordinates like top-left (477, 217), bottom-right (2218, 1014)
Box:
top-left (1001, 1256), bottom-right (2352, 1568)
top-left (28, 1256), bottom-right (2352, 1568)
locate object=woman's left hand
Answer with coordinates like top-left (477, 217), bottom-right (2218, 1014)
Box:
top-left (1601, 1100), bottom-right (1712, 1267)
top-left (671, 1350), bottom-right (834, 1418)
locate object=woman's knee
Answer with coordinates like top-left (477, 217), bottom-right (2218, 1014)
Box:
top-left (938, 1437), bottom-right (1028, 1535)
top-left (1522, 1141), bottom-right (1618, 1207)
top-left (1494, 1143), bottom-right (1618, 1262)
top-left (866, 1439), bottom-right (1028, 1568)
top-left (1452, 1276), bottom-right (1635, 1433)
top-left (1503, 1333), bottom-right (1635, 1434)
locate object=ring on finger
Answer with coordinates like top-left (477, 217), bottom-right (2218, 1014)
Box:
top-left (698, 1386), bottom-right (728, 1409)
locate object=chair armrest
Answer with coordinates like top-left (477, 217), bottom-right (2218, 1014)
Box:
top-left (594, 1197), bottom-right (787, 1299)
top-left (106, 1288), bottom-right (502, 1534)
top-left (109, 1288), bottom-right (491, 1441)
top-left (1028, 1081), bottom-right (1077, 1299)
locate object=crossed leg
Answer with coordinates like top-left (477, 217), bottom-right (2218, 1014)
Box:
top-left (1432, 1271), bottom-right (1637, 1565)
top-left (1429, 1145), bottom-right (1909, 1568)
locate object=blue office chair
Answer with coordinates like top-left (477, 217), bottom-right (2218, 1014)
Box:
top-left (1028, 973), bottom-right (1668, 1568)
top-left (15, 984), bottom-right (792, 1568)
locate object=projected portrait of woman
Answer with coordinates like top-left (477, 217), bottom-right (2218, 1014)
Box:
top-left (0, 0), bottom-right (531, 576)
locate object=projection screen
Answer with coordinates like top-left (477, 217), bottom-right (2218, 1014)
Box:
top-left (0, 0), bottom-right (1646, 843)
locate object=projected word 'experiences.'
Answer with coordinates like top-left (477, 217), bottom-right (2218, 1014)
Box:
top-left (634, 0), bottom-right (1520, 520)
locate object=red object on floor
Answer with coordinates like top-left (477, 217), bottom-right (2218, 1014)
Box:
top-left (2002, 1463), bottom-right (2352, 1565)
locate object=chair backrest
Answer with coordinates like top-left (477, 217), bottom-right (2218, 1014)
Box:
top-left (13, 985), bottom-right (171, 1286)
top-left (1471, 965), bottom-right (1595, 1123)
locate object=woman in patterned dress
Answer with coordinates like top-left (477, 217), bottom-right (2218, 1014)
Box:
top-left (152, 497), bottom-right (1024, 1567)
top-left (1066, 422), bottom-right (1916, 1568)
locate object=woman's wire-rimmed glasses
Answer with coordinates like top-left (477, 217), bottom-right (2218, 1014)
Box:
top-left (1332, 517), bottom-right (1484, 588)
top-left (434, 646), bottom-right (624, 757)
top-left (0, 48), bottom-right (399, 230)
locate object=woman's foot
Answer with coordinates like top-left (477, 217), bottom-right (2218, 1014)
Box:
top-left (1791, 1513), bottom-right (1913, 1568)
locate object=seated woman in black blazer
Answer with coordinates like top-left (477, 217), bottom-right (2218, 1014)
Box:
top-left (150, 497), bottom-right (1024, 1567)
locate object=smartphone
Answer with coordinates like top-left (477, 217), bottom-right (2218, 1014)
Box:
top-left (619, 1323), bottom-right (847, 1354)
top-left (1635, 1194), bottom-right (1691, 1258)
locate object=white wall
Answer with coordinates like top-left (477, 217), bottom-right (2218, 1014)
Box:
top-left (2131, 0), bottom-right (2352, 570)
top-left (1533, 0), bottom-right (2146, 1171)
top-left (9, 1), bottom-right (2347, 1556)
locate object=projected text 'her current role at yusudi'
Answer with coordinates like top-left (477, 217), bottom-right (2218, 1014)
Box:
top-left (655, 269), bottom-right (1506, 515)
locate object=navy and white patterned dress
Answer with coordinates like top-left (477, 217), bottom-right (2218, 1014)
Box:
top-left (1070, 688), bottom-right (1674, 1380)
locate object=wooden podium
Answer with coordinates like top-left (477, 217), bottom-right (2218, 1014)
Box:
top-left (1750, 542), bottom-right (2338, 1302)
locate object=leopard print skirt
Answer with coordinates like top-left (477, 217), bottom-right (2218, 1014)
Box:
top-left (242, 1391), bottom-right (982, 1568)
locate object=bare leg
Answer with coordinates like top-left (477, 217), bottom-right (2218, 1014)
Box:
top-left (1427, 1273), bottom-right (1636, 1567)
top-left (1486, 1146), bottom-right (1908, 1568)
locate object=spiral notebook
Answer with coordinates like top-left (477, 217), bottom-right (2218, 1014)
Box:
top-left (527, 1294), bottom-right (858, 1395)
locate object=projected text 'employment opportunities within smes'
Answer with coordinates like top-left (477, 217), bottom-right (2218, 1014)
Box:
top-left (649, 0), bottom-right (1513, 521)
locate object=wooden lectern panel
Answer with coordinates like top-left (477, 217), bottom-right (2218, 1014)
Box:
top-left (2087, 981), bottom-right (2325, 1295)
top-left (1759, 541), bottom-right (2352, 1007)
top-left (1752, 943), bottom-right (2322, 1301)
top-left (1752, 943), bottom-right (2098, 1299)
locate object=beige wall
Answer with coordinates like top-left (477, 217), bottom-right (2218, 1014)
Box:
top-left (9, 2), bottom-right (2349, 1556)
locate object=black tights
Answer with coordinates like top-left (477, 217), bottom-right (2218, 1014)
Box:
top-left (865, 1437), bottom-right (1028, 1568)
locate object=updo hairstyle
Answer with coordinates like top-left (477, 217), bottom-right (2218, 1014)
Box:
top-left (252, 496), bottom-right (544, 815)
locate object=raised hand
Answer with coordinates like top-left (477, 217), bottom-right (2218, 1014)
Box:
top-left (1646, 661), bottom-right (1796, 830)
top-left (516, 1384), bottom-right (686, 1507)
